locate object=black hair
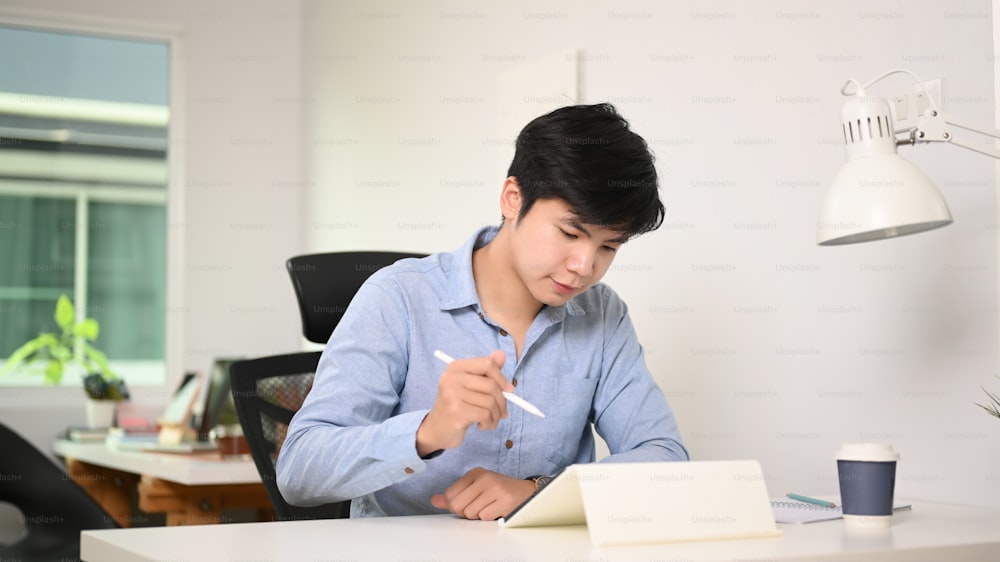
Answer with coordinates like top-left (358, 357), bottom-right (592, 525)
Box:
top-left (506, 103), bottom-right (664, 239)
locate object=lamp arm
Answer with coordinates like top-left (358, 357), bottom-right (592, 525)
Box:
top-left (903, 109), bottom-right (1000, 161)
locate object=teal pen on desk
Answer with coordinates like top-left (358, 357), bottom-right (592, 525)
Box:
top-left (433, 350), bottom-right (546, 418)
top-left (787, 493), bottom-right (837, 508)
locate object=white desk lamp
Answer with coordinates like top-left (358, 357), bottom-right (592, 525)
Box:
top-left (817, 68), bottom-right (1000, 246)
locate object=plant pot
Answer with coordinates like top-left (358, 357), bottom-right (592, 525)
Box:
top-left (85, 399), bottom-right (117, 428)
top-left (209, 424), bottom-right (251, 460)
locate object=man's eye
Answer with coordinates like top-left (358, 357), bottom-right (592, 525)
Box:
top-left (559, 229), bottom-right (578, 239)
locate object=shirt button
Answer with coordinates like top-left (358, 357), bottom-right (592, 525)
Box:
top-left (498, 328), bottom-right (508, 337)
top-left (512, 378), bottom-right (518, 387)
top-left (505, 439), bottom-right (513, 449)
top-left (404, 467), bottom-right (415, 474)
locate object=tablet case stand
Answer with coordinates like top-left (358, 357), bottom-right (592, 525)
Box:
top-left (499, 459), bottom-right (782, 546)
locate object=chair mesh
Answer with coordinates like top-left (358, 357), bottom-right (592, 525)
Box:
top-left (255, 372), bottom-right (315, 465)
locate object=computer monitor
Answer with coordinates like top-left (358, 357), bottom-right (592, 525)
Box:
top-left (195, 357), bottom-right (242, 440)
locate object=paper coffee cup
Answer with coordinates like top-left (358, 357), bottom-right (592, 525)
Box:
top-left (835, 442), bottom-right (899, 529)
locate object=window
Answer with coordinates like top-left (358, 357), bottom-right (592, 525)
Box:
top-left (0, 23), bottom-right (170, 386)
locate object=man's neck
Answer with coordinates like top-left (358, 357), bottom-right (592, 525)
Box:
top-left (472, 226), bottom-right (543, 325)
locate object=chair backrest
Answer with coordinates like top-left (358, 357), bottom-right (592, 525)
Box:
top-left (286, 251), bottom-right (426, 344)
top-left (0, 422), bottom-right (118, 560)
top-left (228, 351), bottom-right (350, 520)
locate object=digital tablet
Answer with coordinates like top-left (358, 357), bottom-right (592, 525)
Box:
top-left (498, 460), bottom-right (783, 547)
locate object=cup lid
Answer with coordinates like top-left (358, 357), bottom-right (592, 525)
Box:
top-left (835, 442), bottom-right (900, 462)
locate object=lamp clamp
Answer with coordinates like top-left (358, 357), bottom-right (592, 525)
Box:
top-left (904, 107), bottom-right (1000, 161)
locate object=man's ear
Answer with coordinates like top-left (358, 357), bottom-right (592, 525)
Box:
top-left (500, 177), bottom-right (522, 222)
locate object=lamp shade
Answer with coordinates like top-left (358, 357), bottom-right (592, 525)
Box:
top-left (816, 95), bottom-right (953, 245)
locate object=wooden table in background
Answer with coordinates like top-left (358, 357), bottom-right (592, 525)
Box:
top-left (55, 440), bottom-right (274, 526)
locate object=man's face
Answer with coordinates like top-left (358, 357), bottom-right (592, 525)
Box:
top-left (508, 198), bottom-right (626, 307)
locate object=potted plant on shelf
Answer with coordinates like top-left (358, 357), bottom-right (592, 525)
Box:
top-left (2, 294), bottom-right (129, 427)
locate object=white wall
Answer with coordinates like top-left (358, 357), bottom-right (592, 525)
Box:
top-left (302, 0), bottom-right (1000, 507)
top-left (1, 0), bottom-right (994, 510)
top-left (0, 0), bottom-right (304, 451)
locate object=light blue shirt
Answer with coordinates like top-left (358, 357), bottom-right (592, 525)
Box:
top-left (276, 226), bottom-right (688, 517)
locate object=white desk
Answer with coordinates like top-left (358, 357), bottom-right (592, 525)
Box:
top-left (54, 440), bottom-right (271, 525)
top-left (82, 501), bottom-right (1000, 561)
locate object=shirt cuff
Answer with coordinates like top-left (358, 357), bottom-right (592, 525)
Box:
top-left (375, 409), bottom-right (434, 477)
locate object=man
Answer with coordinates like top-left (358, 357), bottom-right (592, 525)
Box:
top-left (276, 103), bottom-right (688, 519)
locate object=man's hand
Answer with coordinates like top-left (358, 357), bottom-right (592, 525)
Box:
top-left (430, 467), bottom-right (536, 520)
top-left (416, 350), bottom-right (512, 456)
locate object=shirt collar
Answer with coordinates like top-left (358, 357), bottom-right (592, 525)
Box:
top-left (440, 226), bottom-right (586, 318)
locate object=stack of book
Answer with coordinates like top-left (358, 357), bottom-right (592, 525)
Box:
top-left (63, 421), bottom-right (157, 443)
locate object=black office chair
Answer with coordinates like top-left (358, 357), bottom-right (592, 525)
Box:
top-left (0, 422), bottom-right (119, 561)
top-left (286, 251), bottom-right (426, 344)
top-left (230, 251), bottom-right (426, 520)
top-left (228, 351), bottom-right (349, 520)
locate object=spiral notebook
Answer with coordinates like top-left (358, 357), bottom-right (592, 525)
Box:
top-left (771, 497), bottom-right (912, 524)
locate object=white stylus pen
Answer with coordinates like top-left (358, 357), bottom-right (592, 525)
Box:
top-left (433, 350), bottom-right (546, 418)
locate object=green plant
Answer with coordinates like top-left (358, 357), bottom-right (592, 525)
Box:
top-left (2, 294), bottom-right (125, 399)
top-left (977, 375), bottom-right (1000, 420)
top-left (217, 398), bottom-right (241, 426)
